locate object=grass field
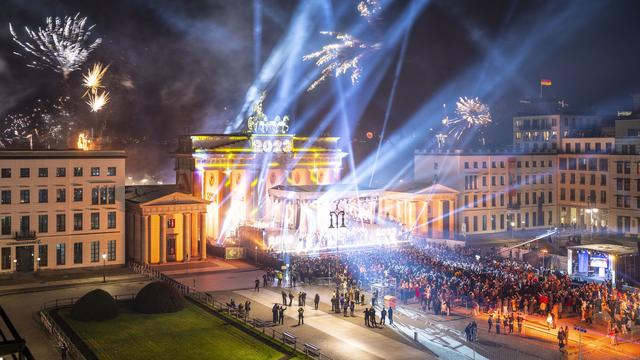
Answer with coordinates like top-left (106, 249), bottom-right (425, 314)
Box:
top-left (59, 302), bottom-right (287, 360)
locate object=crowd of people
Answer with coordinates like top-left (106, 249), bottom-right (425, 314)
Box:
top-left (282, 242), bottom-right (640, 348)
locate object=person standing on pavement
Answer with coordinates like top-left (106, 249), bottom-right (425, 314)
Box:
top-left (380, 306), bottom-right (387, 326)
top-left (263, 273), bottom-right (268, 288)
top-left (298, 307), bottom-right (304, 325)
top-left (364, 308), bottom-right (370, 327)
top-left (254, 278), bottom-right (260, 292)
top-left (495, 315), bottom-right (501, 335)
top-left (314, 293), bottom-right (320, 310)
top-left (370, 307), bottom-right (377, 327)
top-left (282, 290), bottom-right (287, 305)
top-left (388, 306), bottom-right (394, 325)
top-left (488, 314), bottom-right (493, 333)
top-left (272, 304), bottom-right (278, 324)
top-left (288, 291), bottom-right (294, 306)
top-left (279, 306), bottom-right (287, 325)
top-left (516, 313), bottom-right (523, 334)
top-left (350, 301), bottom-right (355, 317)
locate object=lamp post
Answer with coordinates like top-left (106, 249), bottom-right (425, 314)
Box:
top-left (12, 258), bottom-right (17, 273)
top-left (36, 257), bottom-right (40, 273)
top-left (102, 253), bottom-right (107, 282)
top-left (541, 249), bottom-right (548, 269)
top-left (254, 246), bottom-right (258, 265)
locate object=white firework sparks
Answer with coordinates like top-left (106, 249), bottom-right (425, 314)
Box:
top-left (357, 0), bottom-right (382, 20)
top-left (442, 97), bottom-right (492, 140)
top-left (86, 90), bottom-right (110, 112)
top-left (9, 13), bottom-right (102, 78)
top-left (303, 31), bottom-right (380, 91)
top-left (0, 97), bottom-right (73, 148)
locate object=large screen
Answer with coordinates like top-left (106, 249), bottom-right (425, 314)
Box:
top-left (590, 256), bottom-right (608, 268)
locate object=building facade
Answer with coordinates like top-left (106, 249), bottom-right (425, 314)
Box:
top-left (416, 116), bottom-right (640, 239)
top-left (0, 150), bottom-right (125, 273)
top-left (125, 185), bottom-right (208, 264)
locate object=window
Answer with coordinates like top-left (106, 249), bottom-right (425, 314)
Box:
top-left (588, 158), bottom-right (597, 171)
top-left (1, 216), bottom-right (11, 235)
top-left (599, 159), bottom-right (608, 172)
top-left (107, 167), bottom-right (116, 176)
top-left (56, 214), bottom-right (65, 232)
top-left (92, 187), bottom-right (99, 205)
top-left (561, 173), bottom-right (566, 184)
top-left (600, 191), bottom-right (606, 204)
top-left (74, 242), bottom-right (83, 264)
top-left (473, 195), bottom-right (478, 208)
top-left (570, 174), bottom-right (575, 184)
top-left (482, 177), bottom-right (487, 187)
top-left (500, 161), bottom-right (505, 168)
top-left (38, 189), bottom-right (48, 203)
top-left (108, 186), bottom-right (116, 204)
top-left (73, 213), bottom-right (83, 231)
top-left (548, 191), bottom-right (552, 204)
top-left (491, 196), bottom-right (496, 207)
top-left (569, 158), bottom-right (576, 170)
top-left (482, 161), bottom-right (487, 169)
top-left (464, 162), bottom-right (469, 169)
top-left (1, 190), bottom-right (11, 204)
top-left (473, 216), bottom-right (478, 232)
top-left (38, 245), bottom-right (48, 267)
top-left (533, 192), bottom-right (537, 204)
top-left (500, 176), bottom-right (505, 186)
top-left (20, 168), bottom-right (30, 178)
top-left (107, 212), bottom-right (116, 229)
top-left (559, 158), bottom-right (567, 170)
top-left (20, 189), bottom-right (30, 203)
top-left (56, 243), bottom-right (66, 265)
top-left (56, 168), bottom-right (66, 177)
top-left (482, 194), bottom-right (487, 207)
top-left (91, 167), bottom-right (100, 176)
top-left (482, 215), bottom-right (487, 231)
top-left (19, 216), bottom-right (29, 233)
top-left (624, 162), bottom-right (631, 174)
top-left (73, 188), bottom-right (83, 202)
top-left (38, 168), bottom-right (48, 177)
top-left (579, 190), bottom-right (585, 202)
top-left (100, 187), bottom-right (108, 204)
top-left (548, 175), bottom-right (552, 184)
top-left (590, 174), bottom-right (596, 186)
top-left (56, 188), bottom-right (66, 202)
top-left (38, 215), bottom-right (48, 233)
top-left (491, 176), bottom-right (496, 186)
top-left (91, 241), bottom-right (100, 262)
top-left (1, 248), bottom-right (10, 270)
top-left (616, 162), bottom-right (623, 174)
top-left (570, 189), bottom-right (575, 201)
top-left (492, 161), bottom-right (496, 168)
top-left (108, 240), bottom-right (116, 261)
top-left (91, 212), bottom-right (100, 230)
top-left (73, 167), bottom-right (83, 177)
top-left (1, 168), bottom-right (11, 178)
top-left (473, 162), bottom-right (478, 169)
top-left (560, 188), bottom-right (566, 201)
top-left (500, 193), bottom-right (504, 206)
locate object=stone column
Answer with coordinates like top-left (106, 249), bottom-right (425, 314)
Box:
top-left (133, 214), bottom-right (140, 261)
top-left (200, 213), bottom-right (207, 260)
top-left (160, 214), bottom-right (167, 263)
top-left (141, 215), bottom-right (149, 264)
top-left (34, 244), bottom-right (39, 272)
top-left (183, 213), bottom-right (191, 262)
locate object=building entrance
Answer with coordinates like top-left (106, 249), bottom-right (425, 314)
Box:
top-left (16, 246), bottom-right (34, 272)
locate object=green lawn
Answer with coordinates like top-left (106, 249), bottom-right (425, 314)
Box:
top-left (59, 302), bottom-right (287, 360)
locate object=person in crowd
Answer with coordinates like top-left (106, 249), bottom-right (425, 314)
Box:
top-left (380, 306), bottom-right (387, 326)
top-left (278, 306), bottom-right (287, 325)
top-left (272, 304), bottom-right (279, 324)
top-left (314, 293), bottom-right (320, 310)
top-left (388, 306), bottom-right (394, 325)
top-left (298, 307), bottom-right (304, 325)
top-left (487, 313), bottom-right (493, 333)
top-left (288, 291), bottom-right (294, 306)
top-left (350, 301), bottom-right (355, 317)
top-left (495, 315), bottom-right (501, 335)
top-left (364, 308), bottom-right (370, 327)
top-left (254, 278), bottom-right (260, 292)
top-left (281, 290), bottom-right (287, 306)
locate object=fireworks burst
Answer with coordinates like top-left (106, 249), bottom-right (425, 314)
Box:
top-left (357, 0), bottom-right (382, 20)
top-left (82, 63), bottom-right (109, 95)
top-left (303, 31), bottom-right (380, 91)
top-left (86, 91), bottom-right (110, 112)
top-left (9, 13), bottom-right (102, 78)
top-left (442, 97), bottom-right (492, 140)
top-left (0, 97), bottom-right (71, 148)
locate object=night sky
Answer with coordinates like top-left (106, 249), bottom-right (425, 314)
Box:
top-left (2, 0), bottom-right (640, 181)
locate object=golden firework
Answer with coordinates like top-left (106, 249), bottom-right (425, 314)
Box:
top-left (82, 63), bottom-right (109, 96)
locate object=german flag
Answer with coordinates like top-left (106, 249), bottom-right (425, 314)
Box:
top-left (540, 79), bottom-right (552, 86)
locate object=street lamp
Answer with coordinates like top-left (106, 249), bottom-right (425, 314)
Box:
top-left (254, 246), bottom-right (258, 264)
top-left (12, 258), bottom-right (17, 273)
top-left (102, 253), bottom-right (107, 282)
top-left (510, 221), bottom-right (515, 241)
top-left (37, 257), bottom-right (41, 273)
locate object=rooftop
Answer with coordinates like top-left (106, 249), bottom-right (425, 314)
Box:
top-left (567, 243), bottom-right (638, 256)
top-left (0, 149), bottom-right (126, 159)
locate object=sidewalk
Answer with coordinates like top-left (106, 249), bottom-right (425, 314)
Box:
top-left (0, 267), bottom-right (144, 296)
